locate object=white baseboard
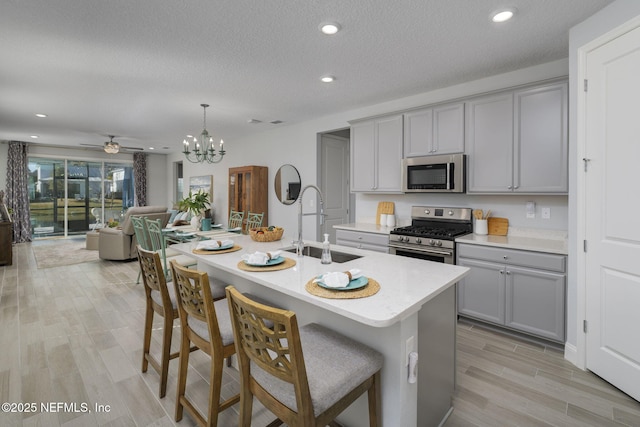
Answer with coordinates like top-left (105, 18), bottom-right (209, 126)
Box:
top-left (564, 342), bottom-right (579, 367)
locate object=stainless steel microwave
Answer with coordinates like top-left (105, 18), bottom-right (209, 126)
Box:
top-left (402, 154), bottom-right (466, 193)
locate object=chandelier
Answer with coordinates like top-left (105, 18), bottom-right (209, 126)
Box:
top-left (104, 135), bottom-right (120, 154)
top-left (182, 104), bottom-right (226, 164)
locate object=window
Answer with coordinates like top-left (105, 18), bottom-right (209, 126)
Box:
top-left (28, 158), bottom-right (134, 238)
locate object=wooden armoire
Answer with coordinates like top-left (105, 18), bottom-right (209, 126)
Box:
top-left (228, 166), bottom-right (268, 232)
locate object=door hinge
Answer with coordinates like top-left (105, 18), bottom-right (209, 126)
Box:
top-left (583, 158), bottom-right (591, 172)
top-left (583, 240), bottom-right (588, 252)
top-left (583, 320), bottom-right (588, 333)
top-left (584, 79), bottom-right (588, 92)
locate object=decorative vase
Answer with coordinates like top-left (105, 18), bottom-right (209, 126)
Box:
top-left (190, 214), bottom-right (202, 230)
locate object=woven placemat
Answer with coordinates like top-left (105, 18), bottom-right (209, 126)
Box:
top-left (305, 277), bottom-right (380, 299)
top-left (192, 245), bottom-right (242, 255)
top-left (237, 257), bottom-right (297, 272)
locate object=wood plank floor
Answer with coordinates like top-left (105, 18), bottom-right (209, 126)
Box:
top-left (1, 239), bottom-right (639, 426)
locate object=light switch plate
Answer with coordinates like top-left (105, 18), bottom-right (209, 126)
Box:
top-left (542, 208), bottom-right (551, 219)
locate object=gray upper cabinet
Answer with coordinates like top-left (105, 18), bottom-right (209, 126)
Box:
top-left (466, 80), bottom-right (568, 194)
top-left (465, 92), bottom-right (514, 192)
top-left (350, 114), bottom-right (403, 193)
top-left (403, 102), bottom-right (464, 157)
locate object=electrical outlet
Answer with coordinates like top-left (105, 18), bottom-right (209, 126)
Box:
top-left (542, 208), bottom-right (551, 219)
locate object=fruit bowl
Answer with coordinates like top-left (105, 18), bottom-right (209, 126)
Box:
top-left (249, 226), bottom-right (284, 242)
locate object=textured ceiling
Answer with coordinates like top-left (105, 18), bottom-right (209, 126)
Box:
top-left (0, 0), bottom-right (614, 153)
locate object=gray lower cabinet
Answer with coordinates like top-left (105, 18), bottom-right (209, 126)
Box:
top-left (456, 243), bottom-right (566, 342)
top-left (336, 229), bottom-right (389, 253)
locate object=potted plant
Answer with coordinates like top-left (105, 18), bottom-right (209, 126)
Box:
top-left (178, 190), bottom-right (211, 229)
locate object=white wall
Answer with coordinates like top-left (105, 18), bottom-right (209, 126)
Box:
top-left (167, 58), bottom-right (571, 239)
top-left (567, 0), bottom-right (640, 362)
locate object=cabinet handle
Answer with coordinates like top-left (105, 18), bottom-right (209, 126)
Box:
top-left (499, 270), bottom-right (504, 275)
top-left (506, 271), bottom-right (511, 275)
top-left (514, 185), bottom-right (519, 189)
top-left (503, 255), bottom-right (508, 260)
top-left (507, 185), bottom-right (513, 190)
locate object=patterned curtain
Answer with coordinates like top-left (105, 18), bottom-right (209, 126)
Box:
top-left (6, 141), bottom-right (31, 242)
top-left (133, 152), bottom-right (147, 207)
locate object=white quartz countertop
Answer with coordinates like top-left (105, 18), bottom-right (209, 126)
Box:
top-left (171, 234), bottom-right (469, 327)
top-left (456, 229), bottom-right (568, 255)
top-left (333, 222), bottom-right (395, 235)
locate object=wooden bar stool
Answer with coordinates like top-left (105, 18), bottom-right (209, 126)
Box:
top-left (226, 286), bottom-right (383, 427)
top-left (170, 261), bottom-right (239, 426)
top-left (137, 246), bottom-right (179, 398)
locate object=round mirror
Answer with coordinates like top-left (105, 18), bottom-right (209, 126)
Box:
top-left (274, 164), bottom-right (301, 205)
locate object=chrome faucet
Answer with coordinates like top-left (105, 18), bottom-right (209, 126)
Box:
top-left (294, 184), bottom-right (325, 257)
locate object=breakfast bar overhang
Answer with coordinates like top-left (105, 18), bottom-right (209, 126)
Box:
top-left (172, 234), bottom-right (469, 427)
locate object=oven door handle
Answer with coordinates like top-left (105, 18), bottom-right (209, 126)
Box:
top-left (389, 245), bottom-right (454, 257)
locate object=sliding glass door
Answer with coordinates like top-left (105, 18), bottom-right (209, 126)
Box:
top-left (28, 158), bottom-right (134, 238)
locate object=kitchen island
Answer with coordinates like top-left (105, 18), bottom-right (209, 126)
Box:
top-left (171, 234), bottom-right (469, 426)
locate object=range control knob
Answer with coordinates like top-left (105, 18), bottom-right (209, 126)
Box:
top-left (416, 238), bottom-right (422, 244)
top-left (448, 210), bottom-right (454, 216)
top-left (424, 209), bottom-right (430, 215)
top-left (429, 239), bottom-right (436, 246)
top-left (435, 240), bottom-right (443, 247)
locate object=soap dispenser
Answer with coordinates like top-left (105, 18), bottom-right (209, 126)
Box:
top-left (321, 233), bottom-right (332, 264)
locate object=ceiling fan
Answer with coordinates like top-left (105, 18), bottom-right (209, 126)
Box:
top-left (80, 135), bottom-right (144, 153)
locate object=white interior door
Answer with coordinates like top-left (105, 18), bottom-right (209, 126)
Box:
top-left (585, 24), bottom-right (640, 402)
top-left (319, 133), bottom-right (349, 243)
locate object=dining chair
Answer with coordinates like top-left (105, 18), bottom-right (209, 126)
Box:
top-left (225, 286), bottom-right (383, 427)
top-left (228, 209), bottom-right (244, 230)
top-left (132, 216), bottom-right (152, 284)
top-left (245, 211), bottom-right (264, 233)
top-left (169, 261), bottom-right (239, 426)
top-left (145, 218), bottom-right (196, 279)
top-left (137, 245), bottom-right (180, 398)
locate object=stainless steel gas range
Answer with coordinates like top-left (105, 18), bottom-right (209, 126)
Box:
top-left (389, 206), bottom-right (473, 264)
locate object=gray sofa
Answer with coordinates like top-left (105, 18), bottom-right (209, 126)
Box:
top-left (98, 206), bottom-right (170, 260)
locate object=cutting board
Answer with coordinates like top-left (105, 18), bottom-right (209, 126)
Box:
top-left (487, 217), bottom-right (509, 236)
top-left (376, 201), bottom-right (395, 225)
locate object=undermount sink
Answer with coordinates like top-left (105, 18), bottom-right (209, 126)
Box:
top-left (283, 246), bottom-right (362, 263)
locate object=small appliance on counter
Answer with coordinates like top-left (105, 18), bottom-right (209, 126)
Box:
top-left (389, 206), bottom-right (473, 264)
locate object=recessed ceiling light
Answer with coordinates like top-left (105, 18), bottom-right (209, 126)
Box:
top-left (321, 75), bottom-right (335, 83)
top-left (492, 8), bottom-right (516, 23)
top-left (186, 134), bottom-right (193, 138)
top-left (35, 113), bottom-right (47, 118)
top-left (149, 147), bottom-right (155, 150)
top-left (319, 22), bottom-right (341, 35)
top-left (30, 135), bottom-right (39, 139)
